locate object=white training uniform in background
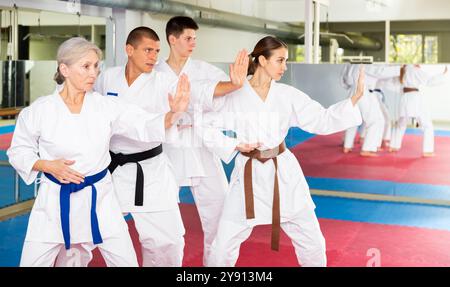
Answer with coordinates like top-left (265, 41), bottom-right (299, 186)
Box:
top-left (154, 58), bottom-right (230, 266)
top-left (200, 80), bottom-right (362, 267)
top-left (390, 65), bottom-right (447, 153)
top-left (8, 90), bottom-right (166, 267)
top-left (342, 64), bottom-right (399, 152)
top-left (377, 76), bottom-right (403, 124)
top-left (372, 77), bottom-right (402, 144)
top-left (94, 66), bottom-right (185, 266)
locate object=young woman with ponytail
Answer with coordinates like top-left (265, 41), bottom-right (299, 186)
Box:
top-left (200, 36), bottom-right (366, 266)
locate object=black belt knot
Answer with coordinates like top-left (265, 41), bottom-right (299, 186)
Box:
top-left (108, 144), bottom-right (163, 206)
top-left (114, 153), bottom-right (130, 166)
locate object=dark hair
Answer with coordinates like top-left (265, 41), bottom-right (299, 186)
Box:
top-left (165, 16), bottom-right (199, 43)
top-left (126, 26), bottom-right (160, 47)
top-left (248, 36), bottom-right (288, 75)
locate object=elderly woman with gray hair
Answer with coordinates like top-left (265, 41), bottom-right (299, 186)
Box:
top-left (7, 37), bottom-right (189, 267)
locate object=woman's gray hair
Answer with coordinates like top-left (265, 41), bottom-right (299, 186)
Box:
top-left (54, 37), bottom-right (102, 85)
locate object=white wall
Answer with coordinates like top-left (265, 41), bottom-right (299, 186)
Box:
top-left (16, 11), bottom-right (105, 27)
top-left (328, 0), bottom-right (450, 22)
top-left (29, 61), bottom-right (57, 103)
top-left (191, 25), bottom-right (267, 62)
top-left (173, 0), bottom-right (265, 17)
top-left (0, 0), bottom-right (111, 25)
top-left (114, 11), bottom-right (268, 65)
top-left (264, 0), bottom-right (450, 23)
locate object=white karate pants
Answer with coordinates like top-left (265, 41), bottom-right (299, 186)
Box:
top-left (207, 205), bottom-right (327, 267)
top-left (190, 164), bottom-right (229, 266)
top-left (21, 230), bottom-right (138, 267)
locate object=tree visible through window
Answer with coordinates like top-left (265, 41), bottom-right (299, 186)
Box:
top-left (390, 34), bottom-right (438, 64)
top-left (295, 45), bottom-right (322, 63)
top-left (424, 36), bottom-right (438, 64)
top-left (296, 45), bottom-right (305, 62)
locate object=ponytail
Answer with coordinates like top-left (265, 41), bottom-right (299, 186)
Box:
top-left (247, 36), bottom-right (288, 76)
top-left (54, 66), bottom-right (65, 85)
top-left (247, 53), bottom-right (258, 76)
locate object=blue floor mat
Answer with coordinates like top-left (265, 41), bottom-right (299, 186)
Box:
top-left (306, 177), bottom-right (450, 201)
top-left (313, 195), bottom-right (450, 231)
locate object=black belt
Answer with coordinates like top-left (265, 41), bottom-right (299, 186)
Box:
top-left (369, 89), bottom-right (385, 102)
top-left (108, 144), bottom-right (163, 206)
top-left (369, 88), bottom-right (382, 94)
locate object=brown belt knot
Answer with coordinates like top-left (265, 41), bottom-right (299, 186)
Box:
top-left (241, 142), bottom-right (286, 251)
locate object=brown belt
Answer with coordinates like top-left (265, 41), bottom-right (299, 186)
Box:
top-left (241, 142), bottom-right (286, 251)
top-left (403, 87), bottom-right (419, 93)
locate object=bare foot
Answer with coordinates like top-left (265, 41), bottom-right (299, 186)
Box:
top-left (389, 148), bottom-right (399, 153)
top-left (360, 151), bottom-right (379, 157)
top-left (343, 148), bottom-right (352, 154)
top-left (377, 147), bottom-right (384, 152)
top-left (422, 152), bottom-right (435, 157)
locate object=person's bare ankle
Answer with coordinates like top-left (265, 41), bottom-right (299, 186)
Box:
top-left (360, 151), bottom-right (378, 157)
top-left (422, 152), bottom-right (435, 157)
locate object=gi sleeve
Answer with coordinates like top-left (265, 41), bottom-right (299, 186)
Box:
top-left (340, 63), bottom-right (352, 90)
top-left (190, 79), bottom-right (225, 112)
top-left (7, 107), bottom-right (41, 184)
top-left (195, 98), bottom-right (239, 164)
top-left (424, 71), bottom-right (448, 86)
top-left (190, 63), bottom-right (230, 112)
top-left (106, 97), bottom-right (167, 144)
top-left (365, 65), bottom-right (400, 80)
top-left (289, 86), bottom-right (362, 135)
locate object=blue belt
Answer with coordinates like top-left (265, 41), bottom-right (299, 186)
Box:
top-left (44, 168), bottom-right (107, 250)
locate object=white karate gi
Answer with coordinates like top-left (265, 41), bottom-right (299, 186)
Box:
top-left (342, 64), bottom-right (398, 152)
top-left (372, 77), bottom-right (399, 143)
top-left (381, 76), bottom-right (403, 123)
top-left (7, 90), bottom-right (166, 267)
top-left (390, 65), bottom-right (447, 153)
top-left (154, 58), bottom-right (230, 266)
top-left (200, 80), bottom-right (362, 267)
top-left (55, 67), bottom-right (186, 267)
top-left (377, 90), bottom-right (392, 143)
top-left (97, 66), bottom-right (185, 266)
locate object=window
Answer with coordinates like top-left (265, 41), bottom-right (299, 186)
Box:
top-left (296, 45), bottom-right (305, 62)
top-left (424, 35), bottom-right (438, 64)
top-left (389, 34), bottom-right (438, 64)
top-left (295, 45), bottom-right (322, 63)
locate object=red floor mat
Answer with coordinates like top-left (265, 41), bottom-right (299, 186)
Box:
top-left (89, 204), bottom-right (450, 267)
top-left (0, 133), bottom-right (12, 150)
top-left (291, 132), bottom-right (450, 185)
